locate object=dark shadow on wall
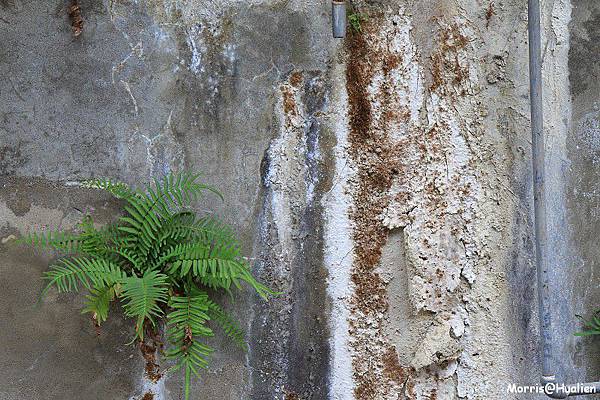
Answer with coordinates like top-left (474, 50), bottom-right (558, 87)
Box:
top-left (567, 0), bottom-right (600, 382)
top-left (499, 105), bottom-right (543, 388)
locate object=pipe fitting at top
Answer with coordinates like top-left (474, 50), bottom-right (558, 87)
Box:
top-left (332, 1), bottom-right (346, 38)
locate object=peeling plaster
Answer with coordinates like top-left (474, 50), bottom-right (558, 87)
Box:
top-left (342, 4), bottom-right (526, 399)
top-left (324, 61), bottom-right (355, 400)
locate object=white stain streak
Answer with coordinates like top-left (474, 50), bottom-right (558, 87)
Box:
top-left (266, 83), bottom-right (303, 262)
top-left (325, 62), bottom-right (355, 400)
top-left (128, 371), bottom-right (166, 400)
top-left (185, 25), bottom-right (204, 74)
top-left (121, 80), bottom-right (139, 117)
top-left (111, 40), bottom-right (143, 84)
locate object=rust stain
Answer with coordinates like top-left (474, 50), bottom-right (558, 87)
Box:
top-left (280, 72), bottom-right (304, 120)
top-left (283, 389), bottom-right (300, 400)
top-left (429, 22), bottom-right (470, 93)
top-left (141, 393), bottom-right (154, 400)
top-left (140, 341), bottom-right (162, 383)
top-left (139, 324), bottom-right (163, 384)
top-left (382, 54), bottom-right (402, 75)
top-left (345, 14), bottom-right (407, 399)
top-left (405, 378), bottom-right (416, 398)
top-left (382, 346), bottom-right (407, 385)
top-left (289, 71), bottom-right (304, 88)
top-left (68, 0), bottom-right (83, 37)
top-left (282, 86), bottom-right (298, 116)
top-left (485, 2), bottom-right (495, 27)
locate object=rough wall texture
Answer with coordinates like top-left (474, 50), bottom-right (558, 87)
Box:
top-left (340, 2), bottom-right (531, 398)
top-left (0, 0), bottom-right (598, 399)
top-left (566, 0), bottom-right (600, 383)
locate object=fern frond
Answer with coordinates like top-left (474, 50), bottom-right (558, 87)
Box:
top-left (105, 247), bottom-right (144, 270)
top-left (166, 292), bottom-right (214, 400)
top-left (82, 284), bottom-right (117, 324)
top-left (169, 340), bottom-right (214, 400)
top-left (83, 178), bottom-right (159, 260)
top-left (17, 230), bottom-right (81, 253)
top-left (230, 263), bottom-right (277, 300)
top-left (205, 300), bottom-right (247, 350)
top-left (77, 222), bottom-right (133, 258)
top-left (149, 172), bottom-right (223, 213)
top-left (576, 311), bottom-right (600, 336)
top-left (76, 219), bottom-right (128, 258)
top-left (150, 215), bottom-right (236, 262)
top-left (120, 270), bottom-right (168, 340)
top-left (164, 242), bottom-right (273, 299)
top-left (81, 178), bottom-right (137, 200)
top-left (166, 241), bottom-right (238, 277)
top-left (193, 216), bottom-right (237, 244)
top-left (43, 257), bottom-right (125, 296)
top-left (151, 211), bottom-right (196, 256)
top-left (159, 243), bottom-right (207, 273)
top-left (84, 174), bottom-right (222, 267)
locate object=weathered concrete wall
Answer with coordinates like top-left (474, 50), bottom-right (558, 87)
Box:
top-left (336, 2), bottom-right (537, 398)
top-left (0, 0), bottom-right (598, 399)
top-left (567, 0), bottom-right (600, 383)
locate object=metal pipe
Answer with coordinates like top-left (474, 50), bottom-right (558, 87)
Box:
top-left (529, 0), bottom-right (600, 397)
top-left (332, 1), bottom-right (346, 38)
top-left (528, 0), bottom-right (554, 384)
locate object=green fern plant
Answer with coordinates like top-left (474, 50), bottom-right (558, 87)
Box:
top-left (576, 310), bottom-right (600, 337)
top-left (17, 172), bottom-right (274, 400)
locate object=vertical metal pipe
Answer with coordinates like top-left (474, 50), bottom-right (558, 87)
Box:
top-left (332, 1), bottom-right (346, 38)
top-left (528, 0), bottom-right (555, 385)
top-left (529, 2), bottom-right (600, 397)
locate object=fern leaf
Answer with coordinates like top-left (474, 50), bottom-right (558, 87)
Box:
top-left (151, 212), bottom-right (196, 256)
top-left (43, 257), bottom-right (125, 297)
top-left (120, 270), bottom-right (168, 340)
top-left (84, 174), bottom-right (221, 269)
top-left (104, 247), bottom-right (144, 270)
top-left (82, 178), bottom-right (158, 256)
top-left (205, 300), bottom-right (247, 350)
top-left (576, 311), bottom-right (600, 336)
top-left (149, 172), bottom-right (223, 213)
top-left (164, 243), bottom-right (273, 299)
top-left (82, 285), bottom-right (117, 324)
top-left (81, 178), bottom-right (137, 200)
top-left (17, 230), bottom-right (81, 253)
top-left (193, 216), bottom-right (237, 245)
top-left (90, 223), bottom-right (131, 250)
top-left (166, 292), bottom-right (215, 400)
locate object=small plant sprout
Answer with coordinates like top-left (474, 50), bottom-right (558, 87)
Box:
top-left (348, 11), bottom-right (367, 33)
top-left (17, 172), bottom-right (276, 400)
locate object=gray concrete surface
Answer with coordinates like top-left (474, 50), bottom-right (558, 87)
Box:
top-left (0, 178), bottom-right (140, 400)
top-left (1, 0), bottom-right (334, 398)
top-left (1, 0), bottom-right (600, 399)
top-left (566, 0), bottom-right (600, 383)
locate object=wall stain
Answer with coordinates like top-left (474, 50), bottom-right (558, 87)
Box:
top-left (345, 12), bottom-right (407, 399)
top-left (249, 70), bottom-right (332, 399)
